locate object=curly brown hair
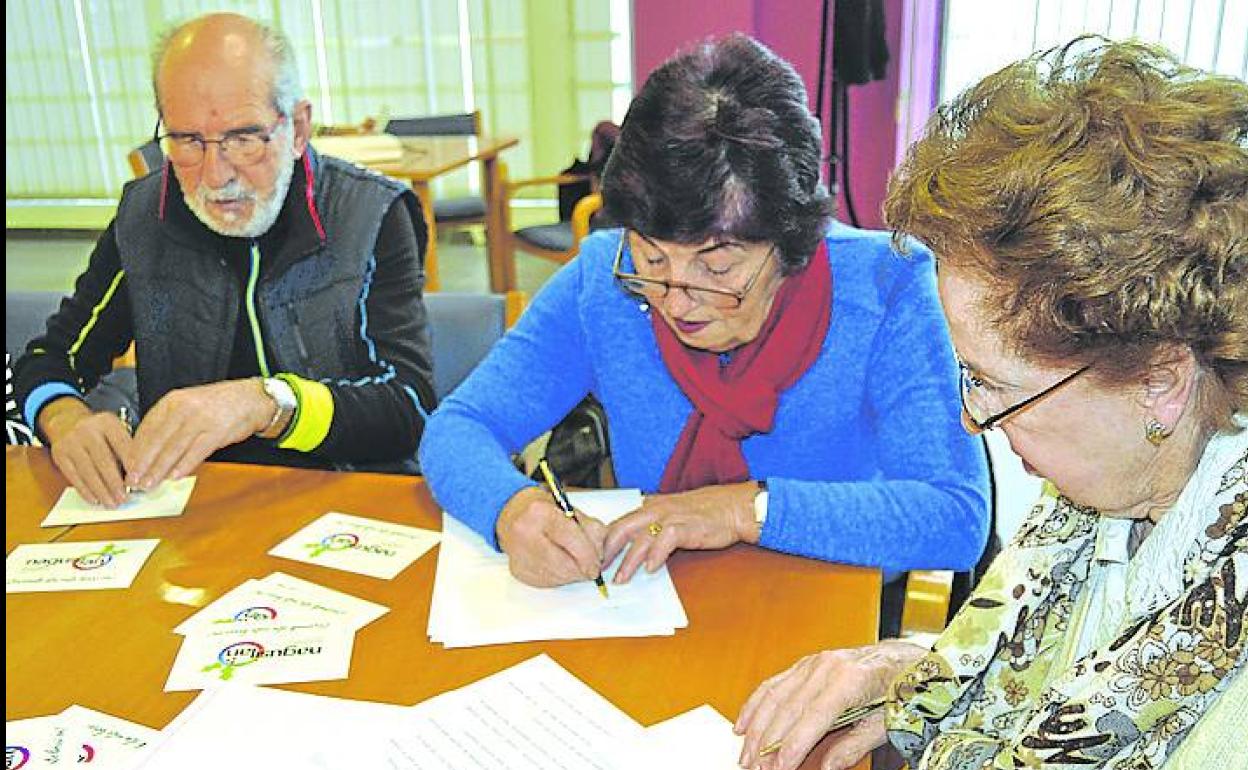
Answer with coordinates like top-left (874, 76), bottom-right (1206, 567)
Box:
top-left (885, 37), bottom-right (1248, 432)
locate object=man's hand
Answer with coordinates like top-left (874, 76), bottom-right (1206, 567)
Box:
top-left (40, 397), bottom-right (135, 507)
top-left (602, 481), bottom-right (759, 584)
top-left (497, 486), bottom-right (608, 587)
top-left (127, 378), bottom-right (275, 489)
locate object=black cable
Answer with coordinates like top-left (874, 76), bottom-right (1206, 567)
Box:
top-left (816, 0), bottom-right (832, 125)
top-left (839, 80), bottom-right (860, 227)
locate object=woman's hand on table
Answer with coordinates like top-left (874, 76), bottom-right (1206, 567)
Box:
top-left (602, 481), bottom-right (760, 584)
top-left (735, 640), bottom-right (926, 770)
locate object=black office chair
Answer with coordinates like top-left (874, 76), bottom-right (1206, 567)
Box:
top-left (384, 111), bottom-right (487, 226)
top-left (6, 291), bottom-right (140, 431)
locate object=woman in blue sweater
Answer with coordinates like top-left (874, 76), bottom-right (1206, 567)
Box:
top-left (420, 35), bottom-right (988, 593)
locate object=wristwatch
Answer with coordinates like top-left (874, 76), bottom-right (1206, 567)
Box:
top-left (256, 377), bottom-right (297, 439)
top-left (753, 479), bottom-right (769, 527)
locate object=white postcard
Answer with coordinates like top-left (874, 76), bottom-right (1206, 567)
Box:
top-left (41, 478), bottom-right (196, 527)
top-left (268, 512), bottom-right (439, 579)
top-left (164, 621), bottom-right (355, 692)
top-left (174, 573), bottom-right (388, 635)
top-left (57, 705), bottom-right (160, 769)
top-left (5, 715), bottom-right (70, 767)
top-left (5, 540), bottom-right (160, 593)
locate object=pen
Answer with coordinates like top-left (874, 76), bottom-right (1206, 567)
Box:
top-left (117, 406), bottom-right (133, 435)
top-left (757, 699), bottom-right (885, 758)
top-left (117, 407), bottom-right (135, 494)
top-left (537, 458), bottom-right (608, 599)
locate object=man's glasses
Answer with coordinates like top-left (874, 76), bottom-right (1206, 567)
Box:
top-left (612, 231), bottom-right (775, 310)
top-left (958, 358), bottom-right (1091, 434)
top-left (155, 116), bottom-right (286, 168)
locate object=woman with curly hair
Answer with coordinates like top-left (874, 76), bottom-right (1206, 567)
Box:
top-left (736, 37), bottom-right (1246, 770)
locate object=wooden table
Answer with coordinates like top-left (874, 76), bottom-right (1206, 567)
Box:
top-left (5, 447), bottom-right (879, 768)
top-left (314, 134), bottom-right (521, 293)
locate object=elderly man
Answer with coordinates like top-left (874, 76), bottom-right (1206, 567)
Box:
top-left (13, 12), bottom-right (434, 506)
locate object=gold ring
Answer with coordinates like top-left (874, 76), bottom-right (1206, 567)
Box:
top-left (647, 521), bottom-right (663, 537)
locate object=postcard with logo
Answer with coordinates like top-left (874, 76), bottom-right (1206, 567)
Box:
top-left (268, 512), bottom-right (440, 580)
top-left (174, 574), bottom-right (388, 635)
top-left (5, 715), bottom-right (68, 768)
top-left (57, 705), bottom-right (161, 769)
top-left (164, 621), bottom-right (355, 692)
top-left (41, 477), bottom-right (196, 527)
top-left (5, 540), bottom-right (160, 593)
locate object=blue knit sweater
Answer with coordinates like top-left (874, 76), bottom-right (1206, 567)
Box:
top-left (420, 223), bottom-right (990, 572)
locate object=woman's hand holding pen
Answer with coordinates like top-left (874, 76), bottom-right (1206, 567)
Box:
top-left (734, 641), bottom-right (926, 770)
top-left (497, 486), bottom-right (608, 587)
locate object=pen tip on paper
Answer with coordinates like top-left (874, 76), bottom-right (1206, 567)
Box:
top-left (597, 579), bottom-right (609, 599)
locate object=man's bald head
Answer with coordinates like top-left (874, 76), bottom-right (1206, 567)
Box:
top-left (152, 13), bottom-right (303, 118)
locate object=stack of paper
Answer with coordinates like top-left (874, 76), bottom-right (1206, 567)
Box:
top-left (429, 489), bottom-right (688, 647)
top-left (6, 539), bottom-right (160, 593)
top-left (115, 655), bottom-right (743, 770)
top-left (164, 571), bottom-right (388, 691)
top-left (6, 705), bottom-right (160, 769)
top-left (385, 654), bottom-right (645, 768)
top-left (134, 684), bottom-right (409, 769)
top-left (312, 135), bottom-right (404, 164)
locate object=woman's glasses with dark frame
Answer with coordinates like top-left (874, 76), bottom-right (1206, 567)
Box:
top-left (958, 359), bottom-right (1091, 434)
top-left (611, 231), bottom-right (774, 310)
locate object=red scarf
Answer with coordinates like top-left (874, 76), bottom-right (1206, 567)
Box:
top-left (655, 242), bottom-right (832, 492)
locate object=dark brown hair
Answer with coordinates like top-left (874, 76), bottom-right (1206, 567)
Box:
top-left (602, 34), bottom-right (834, 273)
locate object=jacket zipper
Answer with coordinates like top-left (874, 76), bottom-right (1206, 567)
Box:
top-left (245, 241), bottom-right (272, 377)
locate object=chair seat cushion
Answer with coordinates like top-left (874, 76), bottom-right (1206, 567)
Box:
top-left (515, 222), bottom-right (573, 253)
top-left (433, 196), bottom-right (487, 223)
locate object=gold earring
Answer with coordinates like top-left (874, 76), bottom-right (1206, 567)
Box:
top-left (1145, 419), bottom-right (1171, 446)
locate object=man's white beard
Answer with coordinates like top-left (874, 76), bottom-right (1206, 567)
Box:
top-left (184, 127), bottom-right (296, 239)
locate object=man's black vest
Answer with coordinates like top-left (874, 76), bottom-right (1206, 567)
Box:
top-left (114, 152), bottom-right (409, 412)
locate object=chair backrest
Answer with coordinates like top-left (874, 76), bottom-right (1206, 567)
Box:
top-left (425, 291), bottom-right (524, 401)
top-left (128, 140), bottom-right (165, 178)
top-left (6, 291), bottom-right (63, 356)
top-left (384, 111), bottom-right (481, 138)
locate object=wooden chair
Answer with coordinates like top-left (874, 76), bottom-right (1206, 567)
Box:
top-left (127, 140), bottom-right (164, 178)
top-left (384, 111), bottom-right (489, 228)
top-left (499, 160), bottom-right (604, 267)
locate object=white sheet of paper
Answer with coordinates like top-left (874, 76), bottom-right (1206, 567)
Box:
top-left (5, 540), bottom-right (159, 593)
top-left (40, 478), bottom-right (196, 527)
top-left (163, 621), bottom-right (354, 692)
top-left (312, 135), bottom-right (404, 164)
top-left (386, 654), bottom-right (644, 770)
top-left (135, 684), bottom-right (409, 770)
top-left (5, 716), bottom-right (69, 768)
top-left (57, 706), bottom-right (161, 770)
top-left (173, 573), bottom-right (388, 635)
top-left (605, 705), bottom-right (744, 770)
top-left (428, 488), bottom-right (686, 647)
top-left (268, 512), bottom-right (440, 579)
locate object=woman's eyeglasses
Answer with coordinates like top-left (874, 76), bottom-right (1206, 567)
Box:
top-left (958, 358), bottom-right (1091, 434)
top-left (612, 231), bottom-right (774, 310)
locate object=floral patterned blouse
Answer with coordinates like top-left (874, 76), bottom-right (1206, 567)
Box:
top-left (886, 426), bottom-right (1247, 768)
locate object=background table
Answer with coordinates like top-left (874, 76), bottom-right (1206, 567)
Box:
top-left (314, 134), bottom-right (521, 293)
top-left (5, 447), bottom-right (879, 768)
